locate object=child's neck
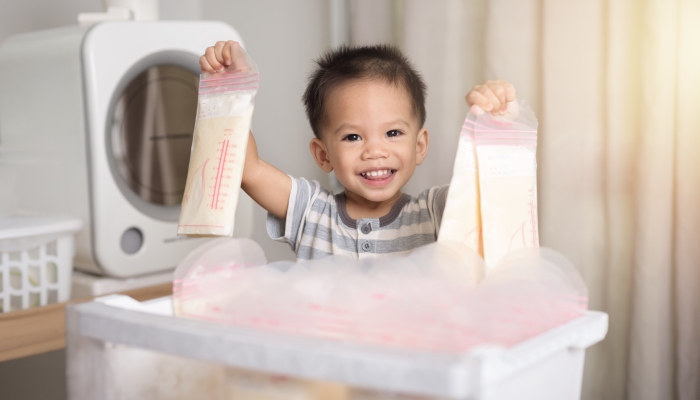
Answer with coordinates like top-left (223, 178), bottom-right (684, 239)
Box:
top-left (344, 190), bottom-right (403, 220)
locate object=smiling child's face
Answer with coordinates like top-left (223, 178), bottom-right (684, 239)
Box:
top-left (310, 79), bottom-right (429, 203)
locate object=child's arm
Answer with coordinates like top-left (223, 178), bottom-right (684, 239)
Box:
top-left (201, 41), bottom-right (291, 219)
top-left (465, 79), bottom-right (516, 115)
top-left (239, 132), bottom-right (292, 219)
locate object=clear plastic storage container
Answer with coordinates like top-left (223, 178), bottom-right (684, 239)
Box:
top-left (0, 217), bottom-right (83, 312)
top-left (67, 295), bottom-right (607, 400)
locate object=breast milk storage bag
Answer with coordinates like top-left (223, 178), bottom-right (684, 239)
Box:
top-left (178, 47), bottom-right (259, 236)
top-left (440, 100), bottom-right (539, 269)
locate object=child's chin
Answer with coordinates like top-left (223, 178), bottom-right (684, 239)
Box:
top-left (358, 188), bottom-right (399, 203)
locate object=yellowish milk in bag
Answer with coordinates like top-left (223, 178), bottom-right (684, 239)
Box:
top-left (438, 124), bottom-right (482, 256)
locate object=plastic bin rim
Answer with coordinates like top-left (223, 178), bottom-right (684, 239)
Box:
top-left (0, 217), bottom-right (84, 240)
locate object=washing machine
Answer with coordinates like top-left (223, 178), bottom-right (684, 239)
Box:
top-left (0, 21), bottom-right (254, 277)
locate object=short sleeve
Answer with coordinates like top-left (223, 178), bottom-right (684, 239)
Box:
top-left (429, 184), bottom-right (450, 231)
top-left (266, 177), bottom-right (320, 251)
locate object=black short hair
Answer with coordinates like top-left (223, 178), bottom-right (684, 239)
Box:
top-left (302, 44), bottom-right (427, 138)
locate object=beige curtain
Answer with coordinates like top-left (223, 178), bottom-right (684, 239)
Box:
top-left (350, 0), bottom-right (700, 399)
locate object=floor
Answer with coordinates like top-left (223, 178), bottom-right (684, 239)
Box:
top-left (0, 350), bottom-right (66, 400)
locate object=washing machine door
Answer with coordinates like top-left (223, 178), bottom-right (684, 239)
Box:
top-left (109, 53), bottom-right (200, 221)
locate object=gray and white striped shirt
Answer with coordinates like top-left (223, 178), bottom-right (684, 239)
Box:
top-left (266, 176), bottom-right (450, 261)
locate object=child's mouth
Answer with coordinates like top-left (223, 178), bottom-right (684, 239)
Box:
top-left (359, 169), bottom-right (396, 186)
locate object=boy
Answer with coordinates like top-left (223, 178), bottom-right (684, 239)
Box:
top-left (200, 41), bottom-right (515, 260)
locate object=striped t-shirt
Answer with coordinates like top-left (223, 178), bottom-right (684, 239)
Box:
top-left (266, 176), bottom-right (450, 261)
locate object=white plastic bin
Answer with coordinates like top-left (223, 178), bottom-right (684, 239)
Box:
top-left (66, 295), bottom-right (608, 400)
top-left (0, 217), bottom-right (83, 312)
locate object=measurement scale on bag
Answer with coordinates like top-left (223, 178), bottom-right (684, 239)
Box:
top-left (208, 129), bottom-right (238, 211)
top-left (527, 188), bottom-right (539, 246)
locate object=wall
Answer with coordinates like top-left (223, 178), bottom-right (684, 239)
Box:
top-left (0, 0), bottom-right (100, 42)
top-left (0, 0), bottom-right (201, 43)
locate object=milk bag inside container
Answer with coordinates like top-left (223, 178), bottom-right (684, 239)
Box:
top-left (178, 45), bottom-right (259, 236)
top-left (172, 238), bottom-right (587, 353)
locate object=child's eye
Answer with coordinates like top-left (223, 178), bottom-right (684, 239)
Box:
top-left (343, 134), bottom-right (361, 141)
top-left (386, 130), bottom-right (403, 137)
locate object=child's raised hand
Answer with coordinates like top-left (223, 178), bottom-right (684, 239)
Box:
top-left (200, 40), bottom-right (251, 73)
top-left (465, 79), bottom-right (516, 116)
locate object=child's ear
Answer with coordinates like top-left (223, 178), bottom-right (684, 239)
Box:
top-left (415, 128), bottom-right (430, 165)
top-left (310, 137), bottom-right (334, 173)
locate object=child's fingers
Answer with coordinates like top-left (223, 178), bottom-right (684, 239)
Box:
top-left (221, 41), bottom-right (234, 66)
top-left (221, 40), bottom-right (244, 67)
top-left (466, 90), bottom-right (496, 112)
top-left (485, 81), bottom-right (508, 112)
top-left (204, 46), bottom-right (224, 71)
top-left (202, 41), bottom-right (252, 73)
top-left (213, 41), bottom-right (228, 66)
top-left (477, 85), bottom-right (503, 112)
top-left (470, 104), bottom-right (485, 116)
top-left (500, 80), bottom-right (516, 103)
top-left (466, 80), bottom-right (517, 116)
top-left (226, 41), bottom-right (251, 72)
top-left (199, 55), bottom-right (216, 73)
top-left (465, 90), bottom-right (483, 108)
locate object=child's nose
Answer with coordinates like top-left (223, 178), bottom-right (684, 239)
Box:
top-left (361, 140), bottom-right (389, 160)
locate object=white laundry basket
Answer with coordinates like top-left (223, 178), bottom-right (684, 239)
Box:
top-left (0, 217), bottom-right (83, 312)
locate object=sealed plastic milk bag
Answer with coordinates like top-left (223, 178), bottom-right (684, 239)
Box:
top-left (178, 44), bottom-right (259, 236)
top-left (440, 100), bottom-right (539, 269)
top-left (172, 238), bottom-right (268, 316)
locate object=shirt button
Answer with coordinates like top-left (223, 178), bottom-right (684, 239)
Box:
top-left (361, 223), bottom-right (372, 234)
top-left (361, 241), bottom-right (371, 252)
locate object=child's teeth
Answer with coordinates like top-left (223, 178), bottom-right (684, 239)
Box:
top-left (361, 170), bottom-right (393, 178)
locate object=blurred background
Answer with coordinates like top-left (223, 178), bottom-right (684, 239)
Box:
top-left (1, 0), bottom-right (699, 399)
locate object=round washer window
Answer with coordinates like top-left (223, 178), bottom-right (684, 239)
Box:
top-left (110, 66), bottom-right (198, 207)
